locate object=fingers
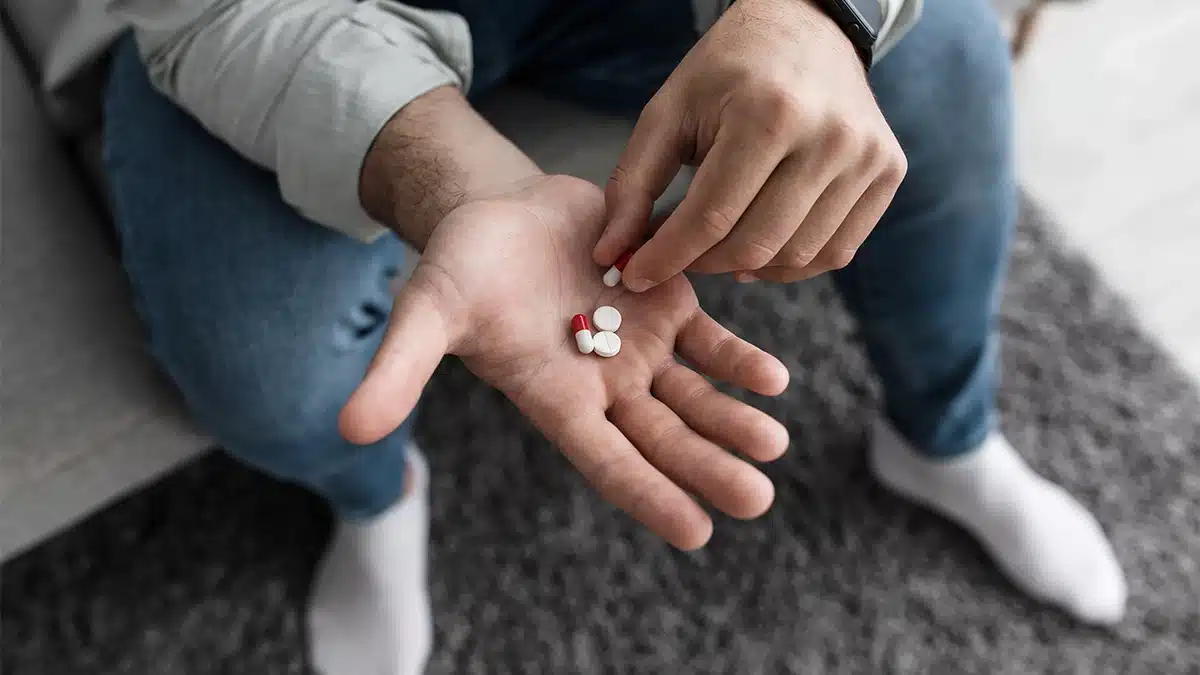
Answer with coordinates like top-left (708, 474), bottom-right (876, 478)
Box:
top-left (555, 410), bottom-right (714, 550)
top-left (755, 123), bottom-right (905, 280)
top-left (822, 169), bottom-right (904, 254)
top-left (595, 97), bottom-right (686, 266)
top-left (745, 172), bottom-right (903, 284)
top-left (687, 152), bottom-right (836, 275)
top-left (618, 125), bottom-right (789, 292)
top-left (653, 363), bottom-right (789, 463)
top-left (610, 393), bottom-right (775, 521)
top-left (675, 310), bottom-right (789, 396)
top-left (740, 266), bottom-right (816, 284)
top-left (747, 170), bottom-right (872, 281)
top-left (339, 270), bottom-right (459, 445)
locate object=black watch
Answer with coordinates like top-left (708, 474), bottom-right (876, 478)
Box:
top-left (812, 0), bottom-right (882, 70)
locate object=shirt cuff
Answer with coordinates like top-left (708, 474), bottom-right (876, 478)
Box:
top-left (274, 2), bottom-right (473, 242)
top-left (875, 0), bottom-right (923, 61)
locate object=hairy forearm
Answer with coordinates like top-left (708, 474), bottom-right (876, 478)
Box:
top-left (122, 0), bottom-right (480, 242)
top-left (360, 86), bottom-right (542, 250)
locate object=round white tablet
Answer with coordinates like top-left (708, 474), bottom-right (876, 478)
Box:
top-left (593, 305), bottom-right (622, 332)
top-left (592, 331), bottom-right (622, 358)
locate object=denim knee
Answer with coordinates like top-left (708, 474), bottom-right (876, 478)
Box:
top-left (178, 343), bottom-right (381, 481)
top-left (870, 0), bottom-right (1015, 201)
top-left (103, 34), bottom-right (412, 518)
top-left (172, 336), bottom-right (413, 520)
top-left (863, 0), bottom-right (1017, 306)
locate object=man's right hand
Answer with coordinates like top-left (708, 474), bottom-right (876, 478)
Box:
top-left (340, 175), bottom-right (791, 550)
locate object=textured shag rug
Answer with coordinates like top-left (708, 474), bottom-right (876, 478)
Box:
top-left (4, 199), bottom-right (1199, 675)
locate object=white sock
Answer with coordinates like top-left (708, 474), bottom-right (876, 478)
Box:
top-left (869, 419), bottom-right (1127, 625)
top-left (308, 445), bottom-right (433, 675)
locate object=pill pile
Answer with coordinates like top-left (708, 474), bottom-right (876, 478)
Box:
top-left (571, 306), bottom-right (623, 357)
top-left (571, 250), bottom-right (636, 357)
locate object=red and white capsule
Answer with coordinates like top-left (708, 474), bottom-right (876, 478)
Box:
top-left (571, 314), bottom-right (595, 354)
top-left (602, 250), bottom-right (635, 288)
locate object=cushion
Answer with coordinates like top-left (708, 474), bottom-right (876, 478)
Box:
top-left (0, 0), bottom-right (72, 71)
top-left (1, 0), bottom-right (114, 136)
top-left (0, 31), bottom-right (208, 560)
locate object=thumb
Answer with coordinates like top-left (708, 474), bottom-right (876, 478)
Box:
top-left (594, 99), bottom-right (684, 266)
top-left (339, 269), bottom-right (459, 445)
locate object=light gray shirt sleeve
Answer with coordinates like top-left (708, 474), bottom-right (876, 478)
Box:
top-left (109, 0), bottom-right (474, 242)
top-left (875, 0), bottom-right (923, 59)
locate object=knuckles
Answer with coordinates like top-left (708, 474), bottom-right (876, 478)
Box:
top-left (732, 78), bottom-right (906, 182)
top-left (822, 116), bottom-right (902, 170)
top-left (881, 141), bottom-right (909, 185)
top-left (695, 204), bottom-right (741, 241)
top-left (776, 246), bottom-right (855, 274)
top-left (605, 165), bottom-right (635, 200)
top-left (779, 247), bottom-right (820, 270)
top-left (639, 95), bottom-right (670, 127)
top-left (823, 113), bottom-right (863, 157)
top-left (861, 135), bottom-right (908, 186)
top-left (860, 135), bottom-right (886, 170)
top-left (728, 239), bottom-right (778, 271)
top-left (821, 247), bottom-right (857, 271)
top-left (735, 81), bottom-right (813, 144)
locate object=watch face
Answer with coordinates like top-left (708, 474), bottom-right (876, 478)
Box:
top-left (845, 0), bottom-right (883, 40)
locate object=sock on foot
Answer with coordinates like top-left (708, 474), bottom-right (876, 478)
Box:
top-left (869, 419), bottom-right (1127, 625)
top-left (309, 445), bottom-right (433, 675)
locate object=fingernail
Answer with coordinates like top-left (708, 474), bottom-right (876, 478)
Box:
top-left (624, 277), bottom-right (652, 293)
top-left (735, 272), bottom-right (758, 284)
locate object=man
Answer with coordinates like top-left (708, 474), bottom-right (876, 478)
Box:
top-left (50, 0), bottom-right (1124, 671)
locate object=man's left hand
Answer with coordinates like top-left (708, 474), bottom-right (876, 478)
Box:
top-left (595, 0), bottom-right (907, 287)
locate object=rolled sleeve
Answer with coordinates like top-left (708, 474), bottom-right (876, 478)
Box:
top-left (273, 2), bottom-right (473, 241)
top-left (127, 0), bottom-right (473, 242)
top-left (875, 0), bottom-right (923, 61)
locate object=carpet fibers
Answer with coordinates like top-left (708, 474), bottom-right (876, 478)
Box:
top-left (3, 201), bottom-right (1199, 674)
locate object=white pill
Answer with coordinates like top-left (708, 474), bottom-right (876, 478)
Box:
top-left (602, 250), bottom-right (634, 288)
top-left (592, 306), bottom-right (622, 332)
top-left (592, 331), bottom-right (622, 358)
top-left (571, 314), bottom-right (594, 354)
top-left (575, 329), bottom-right (595, 354)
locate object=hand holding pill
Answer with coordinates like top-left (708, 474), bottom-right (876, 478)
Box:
top-left (593, 0), bottom-right (906, 289)
top-left (340, 176), bottom-right (791, 551)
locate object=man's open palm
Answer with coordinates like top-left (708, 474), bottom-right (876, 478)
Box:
top-left (340, 176), bottom-right (790, 549)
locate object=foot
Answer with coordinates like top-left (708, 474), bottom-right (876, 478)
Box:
top-left (869, 419), bottom-right (1127, 625)
top-left (308, 445), bottom-right (433, 675)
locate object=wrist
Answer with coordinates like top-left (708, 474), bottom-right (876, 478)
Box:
top-left (734, 0), bottom-right (846, 43)
top-left (737, 0), bottom-right (876, 69)
top-left (360, 86), bottom-right (541, 250)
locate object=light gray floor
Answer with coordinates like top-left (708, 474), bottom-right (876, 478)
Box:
top-left (1013, 0), bottom-right (1200, 378)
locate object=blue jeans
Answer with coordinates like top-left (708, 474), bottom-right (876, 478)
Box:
top-left (103, 0), bottom-right (1014, 519)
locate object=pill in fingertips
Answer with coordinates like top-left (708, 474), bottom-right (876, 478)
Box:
top-left (593, 331), bottom-right (622, 358)
top-left (602, 250), bottom-right (635, 288)
top-left (571, 314), bottom-right (595, 354)
top-left (592, 305), bottom-right (622, 332)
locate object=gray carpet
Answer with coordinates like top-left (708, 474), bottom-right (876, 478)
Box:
top-left (3, 199), bottom-right (1199, 675)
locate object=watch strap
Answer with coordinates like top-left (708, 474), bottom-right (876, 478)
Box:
top-left (812, 0), bottom-right (880, 70)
